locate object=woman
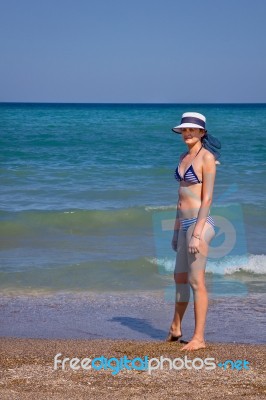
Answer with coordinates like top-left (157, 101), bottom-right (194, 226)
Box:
top-left (167, 112), bottom-right (221, 351)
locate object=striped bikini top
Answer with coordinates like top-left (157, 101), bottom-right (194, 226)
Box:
top-left (174, 145), bottom-right (203, 184)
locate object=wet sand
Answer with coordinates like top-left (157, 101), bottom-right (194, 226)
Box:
top-left (0, 338), bottom-right (265, 399)
top-left (0, 291), bottom-right (265, 398)
top-left (0, 291), bottom-right (265, 343)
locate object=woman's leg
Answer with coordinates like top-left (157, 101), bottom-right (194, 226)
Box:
top-left (181, 222), bottom-right (215, 350)
top-left (167, 229), bottom-right (190, 339)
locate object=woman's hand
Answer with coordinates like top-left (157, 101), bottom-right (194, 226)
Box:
top-left (188, 236), bottom-right (200, 254)
top-left (171, 231), bottom-right (179, 252)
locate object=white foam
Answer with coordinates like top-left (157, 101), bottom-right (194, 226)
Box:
top-left (147, 254), bottom-right (266, 275)
top-left (147, 257), bottom-right (175, 272)
top-left (207, 254), bottom-right (266, 275)
top-left (145, 205), bottom-right (176, 211)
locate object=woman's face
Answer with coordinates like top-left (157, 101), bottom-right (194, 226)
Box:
top-left (180, 128), bottom-right (205, 144)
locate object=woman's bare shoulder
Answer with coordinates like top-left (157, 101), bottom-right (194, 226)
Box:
top-left (202, 148), bottom-right (216, 162)
top-left (202, 148), bottom-right (221, 164)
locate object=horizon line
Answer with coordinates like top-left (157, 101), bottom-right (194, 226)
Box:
top-left (1, 101), bottom-right (266, 105)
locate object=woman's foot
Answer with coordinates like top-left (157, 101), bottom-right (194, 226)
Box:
top-left (166, 325), bottom-right (182, 342)
top-left (181, 337), bottom-right (206, 351)
top-left (166, 332), bottom-right (182, 342)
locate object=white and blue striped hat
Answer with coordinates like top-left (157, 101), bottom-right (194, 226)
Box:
top-left (172, 112), bottom-right (206, 134)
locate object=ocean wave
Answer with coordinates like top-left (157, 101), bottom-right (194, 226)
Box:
top-left (0, 207), bottom-right (152, 237)
top-left (145, 205), bottom-right (176, 211)
top-left (0, 258), bottom-right (164, 293)
top-left (147, 254), bottom-right (266, 276)
top-left (207, 254), bottom-right (266, 275)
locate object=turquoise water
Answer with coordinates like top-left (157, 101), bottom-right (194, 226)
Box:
top-left (0, 103), bottom-right (266, 293)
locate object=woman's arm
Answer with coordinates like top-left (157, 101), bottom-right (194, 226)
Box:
top-left (172, 205), bottom-right (180, 251)
top-left (174, 206), bottom-right (181, 231)
top-left (172, 152), bottom-right (186, 251)
top-left (192, 151), bottom-right (216, 239)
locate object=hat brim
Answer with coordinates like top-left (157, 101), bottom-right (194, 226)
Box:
top-left (172, 123), bottom-right (206, 134)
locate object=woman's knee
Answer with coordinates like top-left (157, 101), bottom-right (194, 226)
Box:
top-left (174, 272), bottom-right (188, 284)
top-left (188, 276), bottom-right (206, 292)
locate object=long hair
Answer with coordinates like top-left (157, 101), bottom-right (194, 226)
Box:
top-left (201, 131), bottom-right (221, 162)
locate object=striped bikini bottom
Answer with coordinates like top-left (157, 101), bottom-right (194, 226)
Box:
top-left (180, 215), bottom-right (215, 232)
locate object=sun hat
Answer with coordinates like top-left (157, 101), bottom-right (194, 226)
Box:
top-left (172, 112), bottom-right (206, 134)
top-left (171, 111), bottom-right (222, 162)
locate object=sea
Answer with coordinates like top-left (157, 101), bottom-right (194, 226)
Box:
top-left (0, 103), bottom-right (265, 343)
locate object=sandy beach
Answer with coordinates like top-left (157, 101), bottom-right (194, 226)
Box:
top-left (0, 338), bottom-right (265, 399)
top-left (0, 290), bottom-right (265, 398)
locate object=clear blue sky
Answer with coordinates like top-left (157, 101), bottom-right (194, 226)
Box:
top-left (0, 0), bottom-right (265, 103)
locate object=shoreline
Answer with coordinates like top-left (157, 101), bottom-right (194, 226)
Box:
top-left (0, 338), bottom-right (265, 399)
top-left (0, 290), bottom-right (265, 344)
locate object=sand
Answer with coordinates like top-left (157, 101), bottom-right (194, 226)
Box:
top-left (0, 338), bottom-right (265, 400)
top-left (0, 291), bottom-right (265, 343)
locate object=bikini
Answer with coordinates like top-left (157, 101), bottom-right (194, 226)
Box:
top-left (174, 145), bottom-right (215, 232)
top-left (175, 145), bottom-right (203, 184)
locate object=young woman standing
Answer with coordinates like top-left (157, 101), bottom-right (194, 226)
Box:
top-left (167, 112), bottom-right (221, 351)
